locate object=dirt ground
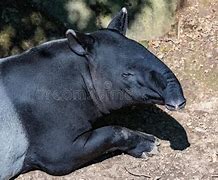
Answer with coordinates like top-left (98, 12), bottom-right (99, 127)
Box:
top-left (17, 0), bottom-right (217, 179)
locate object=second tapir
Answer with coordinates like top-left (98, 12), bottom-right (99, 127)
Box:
top-left (0, 8), bottom-right (186, 179)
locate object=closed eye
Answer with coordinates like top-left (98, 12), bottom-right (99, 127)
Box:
top-left (122, 72), bottom-right (134, 78)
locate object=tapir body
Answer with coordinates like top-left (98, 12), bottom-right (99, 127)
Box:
top-left (0, 8), bottom-right (186, 179)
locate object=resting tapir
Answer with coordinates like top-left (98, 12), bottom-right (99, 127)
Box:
top-left (0, 8), bottom-right (186, 179)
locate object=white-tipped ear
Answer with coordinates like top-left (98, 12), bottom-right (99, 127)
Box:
top-left (66, 29), bottom-right (94, 56)
top-left (121, 7), bottom-right (127, 14)
top-left (107, 7), bottom-right (128, 35)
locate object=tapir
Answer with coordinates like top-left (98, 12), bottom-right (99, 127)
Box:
top-left (0, 8), bottom-right (186, 179)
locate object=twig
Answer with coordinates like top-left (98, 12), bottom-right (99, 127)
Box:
top-left (176, 18), bottom-right (181, 40)
top-left (124, 167), bottom-right (151, 178)
top-left (211, 174), bottom-right (218, 179)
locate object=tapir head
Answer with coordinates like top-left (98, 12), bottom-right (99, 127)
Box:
top-left (66, 8), bottom-right (186, 112)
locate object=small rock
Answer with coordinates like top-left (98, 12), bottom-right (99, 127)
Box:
top-left (195, 127), bottom-right (206, 133)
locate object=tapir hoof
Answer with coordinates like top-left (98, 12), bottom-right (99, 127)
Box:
top-left (127, 131), bottom-right (160, 158)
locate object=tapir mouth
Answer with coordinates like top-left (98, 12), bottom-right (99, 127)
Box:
top-left (142, 86), bottom-right (186, 111)
top-left (144, 97), bottom-right (186, 111)
top-left (143, 93), bottom-right (165, 105)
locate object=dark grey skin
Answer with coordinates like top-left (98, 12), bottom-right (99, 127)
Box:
top-left (0, 8), bottom-right (186, 179)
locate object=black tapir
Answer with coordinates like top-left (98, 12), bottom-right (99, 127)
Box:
top-left (0, 8), bottom-right (186, 179)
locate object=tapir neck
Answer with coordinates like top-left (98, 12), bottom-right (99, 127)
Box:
top-left (80, 55), bottom-right (128, 114)
top-left (85, 67), bottom-right (132, 113)
top-left (80, 59), bottom-right (111, 114)
top-left (1, 39), bottom-right (104, 120)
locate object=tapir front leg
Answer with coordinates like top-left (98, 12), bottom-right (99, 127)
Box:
top-left (70, 126), bottom-right (159, 169)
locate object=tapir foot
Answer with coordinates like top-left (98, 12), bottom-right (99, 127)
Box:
top-left (69, 126), bottom-right (160, 162)
top-left (125, 131), bottom-right (160, 159)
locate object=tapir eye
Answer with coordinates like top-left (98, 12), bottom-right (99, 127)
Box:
top-left (122, 72), bottom-right (134, 78)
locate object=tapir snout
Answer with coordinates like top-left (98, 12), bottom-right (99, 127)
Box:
top-left (163, 79), bottom-right (186, 111)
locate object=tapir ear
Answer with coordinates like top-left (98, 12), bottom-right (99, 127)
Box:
top-left (107, 7), bottom-right (128, 35)
top-left (66, 29), bottom-right (94, 56)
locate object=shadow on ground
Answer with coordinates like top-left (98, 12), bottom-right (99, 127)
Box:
top-left (85, 104), bottom-right (190, 165)
top-left (94, 104), bottom-right (190, 150)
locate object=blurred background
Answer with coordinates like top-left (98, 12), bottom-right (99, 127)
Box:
top-left (0, 0), bottom-right (185, 57)
top-left (0, 0), bottom-right (217, 179)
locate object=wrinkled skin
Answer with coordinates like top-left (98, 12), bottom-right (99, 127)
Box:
top-left (0, 8), bottom-right (186, 179)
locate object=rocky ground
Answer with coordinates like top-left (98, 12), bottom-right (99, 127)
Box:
top-left (18, 0), bottom-right (217, 179)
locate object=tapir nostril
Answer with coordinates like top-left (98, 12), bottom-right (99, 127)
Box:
top-left (165, 104), bottom-right (176, 111)
top-left (178, 101), bottom-right (186, 109)
top-left (165, 99), bottom-right (186, 111)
